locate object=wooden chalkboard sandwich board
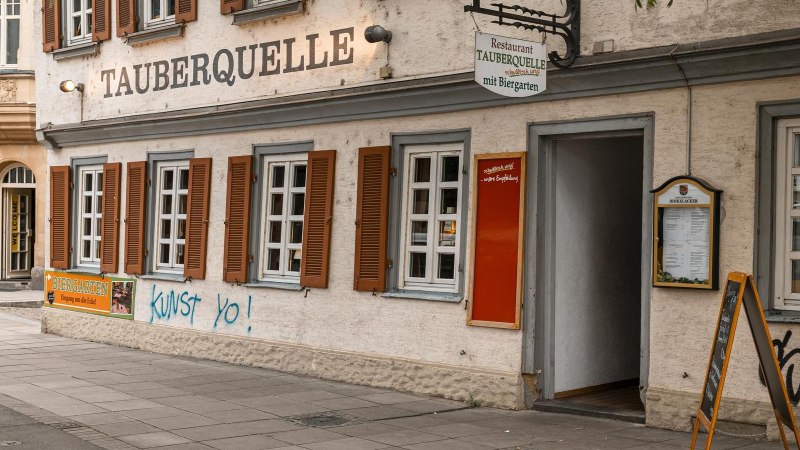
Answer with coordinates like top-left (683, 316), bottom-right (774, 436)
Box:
top-left (691, 272), bottom-right (800, 449)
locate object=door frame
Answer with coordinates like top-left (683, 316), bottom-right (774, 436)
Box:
top-left (3, 188), bottom-right (33, 279)
top-left (0, 163), bottom-right (37, 280)
top-left (522, 115), bottom-right (655, 407)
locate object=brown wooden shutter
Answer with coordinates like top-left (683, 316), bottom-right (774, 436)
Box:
top-left (184, 158), bottom-right (212, 280)
top-left (223, 155), bottom-right (252, 283)
top-left (220, 0), bottom-right (243, 15)
top-left (92, 0), bottom-right (111, 41)
top-left (175, 0), bottom-right (197, 23)
top-left (353, 146), bottom-right (391, 292)
top-left (42, 0), bottom-right (61, 52)
top-left (116, 0), bottom-right (136, 37)
top-left (50, 166), bottom-right (70, 269)
top-left (124, 161), bottom-right (147, 275)
top-left (100, 163), bottom-right (121, 273)
top-left (300, 150), bottom-right (336, 289)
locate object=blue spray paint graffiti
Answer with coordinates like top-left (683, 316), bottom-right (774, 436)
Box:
top-left (149, 285), bottom-right (202, 324)
top-left (149, 284), bottom-right (253, 333)
top-left (215, 295), bottom-right (252, 333)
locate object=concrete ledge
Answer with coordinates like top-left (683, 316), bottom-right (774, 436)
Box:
top-left (646, 386), bottom-right (796, 441)
top-left (41, 308), bottom-right (522, 409)
top-left (0, 300), bottom-right (42, 308)
top-left (51, 42), bottom-right (99, 61)
top-left (232, 0), bottom-right (304, 25)
top-left (126, 23), bottom-right (184, 46)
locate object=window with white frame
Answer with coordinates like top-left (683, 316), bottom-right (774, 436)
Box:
top-left (399, 144), bottom-right (462, 292)
top-left (0, 0), bottom-right (19, 66)
top-left (145, 0), bottom-right (175, 28)
top-left (775, 119), bottom-right (800, 310)
top-left (154, 161), bottom-right (189, 274)
top-left (66, 0), bottom-right (91, 45)
top-left (258, 154), bottom-right (307, 283)
top-left (78, 166), bottom-right (102, 267)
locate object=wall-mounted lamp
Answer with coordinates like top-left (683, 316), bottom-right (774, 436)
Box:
top-left (365, 25), bottom-right (394, 79)
top-left (59, 80), bottom-right (84, 93)
top-left (364, 25), bottom-right (392, 44)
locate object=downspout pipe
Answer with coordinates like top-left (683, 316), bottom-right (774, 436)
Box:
top-left (670, 44), bottom-right (692, 177)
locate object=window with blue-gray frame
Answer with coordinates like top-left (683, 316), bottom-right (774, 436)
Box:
top-left (398, 144), bottom-right (463, 293)
top-left (380, 131), bottom-right (471, 301)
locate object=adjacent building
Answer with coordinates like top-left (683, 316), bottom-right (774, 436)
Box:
top-left (0, 0), bottom-right (45, 288)
top-left (33, 0), bottom-right (800, 437)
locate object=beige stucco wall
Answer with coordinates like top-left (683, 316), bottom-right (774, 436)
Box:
top-left (33, 0), bottom-right (800, 124)
top-left (645, 78), bottom-right (800, 433)
top-left (16, 0), bottom-right (35, 71)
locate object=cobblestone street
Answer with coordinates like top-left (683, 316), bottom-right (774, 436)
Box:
top-left (0, 310), bottom-right (783, 449)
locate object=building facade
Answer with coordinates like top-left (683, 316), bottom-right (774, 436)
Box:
top-left (0, 0), bottom-right (45, 287)
top-left (33, 0), bottom-right (800, 436)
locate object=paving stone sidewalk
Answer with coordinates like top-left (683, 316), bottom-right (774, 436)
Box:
top-left (0, 311), bottom-right (783, 449)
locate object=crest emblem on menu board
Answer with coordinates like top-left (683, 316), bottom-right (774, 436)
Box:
top-left (680, 185), bottom-right (689, 195)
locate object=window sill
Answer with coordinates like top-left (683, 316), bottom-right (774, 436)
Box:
top-left (139, 273), bottom-right (188, 283)
top-left (51, 42), bottom-right (99, 61)
top-left (765, 309), bottom-right (800, 324)
top-left (232, 0), bottom-right (304, 25)
top-left (382, 290), bottom-right (463, 303)
top-left (0, 69), bottom-right (34, 76)
top-left (125, 23), bottom-right (184, 46)
top-left (243, 281), bottom-right (304, 291)
top-left (63, 267), bottom-right (102, 275)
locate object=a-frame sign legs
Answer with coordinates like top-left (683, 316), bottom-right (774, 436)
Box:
top-left (690, 272), bottom-right (800, 449)
top-left (775, 411), bottom-right (792, 449)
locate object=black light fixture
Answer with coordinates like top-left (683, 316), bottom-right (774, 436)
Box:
top-left (463, 0), bottom-right (580, 68)
top-left (364, 25), bottom-right (392, 43)
top-left (59, 80), bottom-right (84, 93)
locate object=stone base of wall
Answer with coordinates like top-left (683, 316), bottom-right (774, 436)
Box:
top-left (646, 386), bottom-right (795, 442)
top-left (42, 308), bottom-right (523, 409)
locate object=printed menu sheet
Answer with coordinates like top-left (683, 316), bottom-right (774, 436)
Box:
top-left (662, 207), bottom-right (710, 281)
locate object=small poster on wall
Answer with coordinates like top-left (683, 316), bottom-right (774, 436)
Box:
top-left (652, 176), bottom-right (721, 290)
top-left (45, 271), bottom-right (136, 319)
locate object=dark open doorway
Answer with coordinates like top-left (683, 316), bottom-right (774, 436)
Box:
top-left (529, 127), bottom-right (650, 423)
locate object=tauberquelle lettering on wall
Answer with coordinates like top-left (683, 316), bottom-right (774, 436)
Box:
top-left (100, 27), bottom-right (355, 98)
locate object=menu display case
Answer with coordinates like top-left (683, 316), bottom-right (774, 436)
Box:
top-left (652, 176), bottom-right (722, 290)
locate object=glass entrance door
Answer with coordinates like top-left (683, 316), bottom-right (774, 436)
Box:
top-left (5, 189), bottom-right (32, 279)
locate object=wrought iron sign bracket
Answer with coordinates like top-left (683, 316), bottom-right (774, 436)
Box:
top-left (464, 0), bottom-right (580, 68)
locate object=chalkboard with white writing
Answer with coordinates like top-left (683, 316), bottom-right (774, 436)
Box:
top-left (699, 279), bottom-right (740, 422)
top-left (692, 273), bottom-right (800, 450)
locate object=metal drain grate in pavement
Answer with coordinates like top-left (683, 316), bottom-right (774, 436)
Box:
top-left (287, 412), bottom-right (363, 428)
top-left (48, 422), bottom-right (83, 430)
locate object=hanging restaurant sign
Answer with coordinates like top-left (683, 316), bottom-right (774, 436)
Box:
top-left (474, 32), bottom-right (547, 98)
top-left (652, 176), bottom-right (722, 290)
